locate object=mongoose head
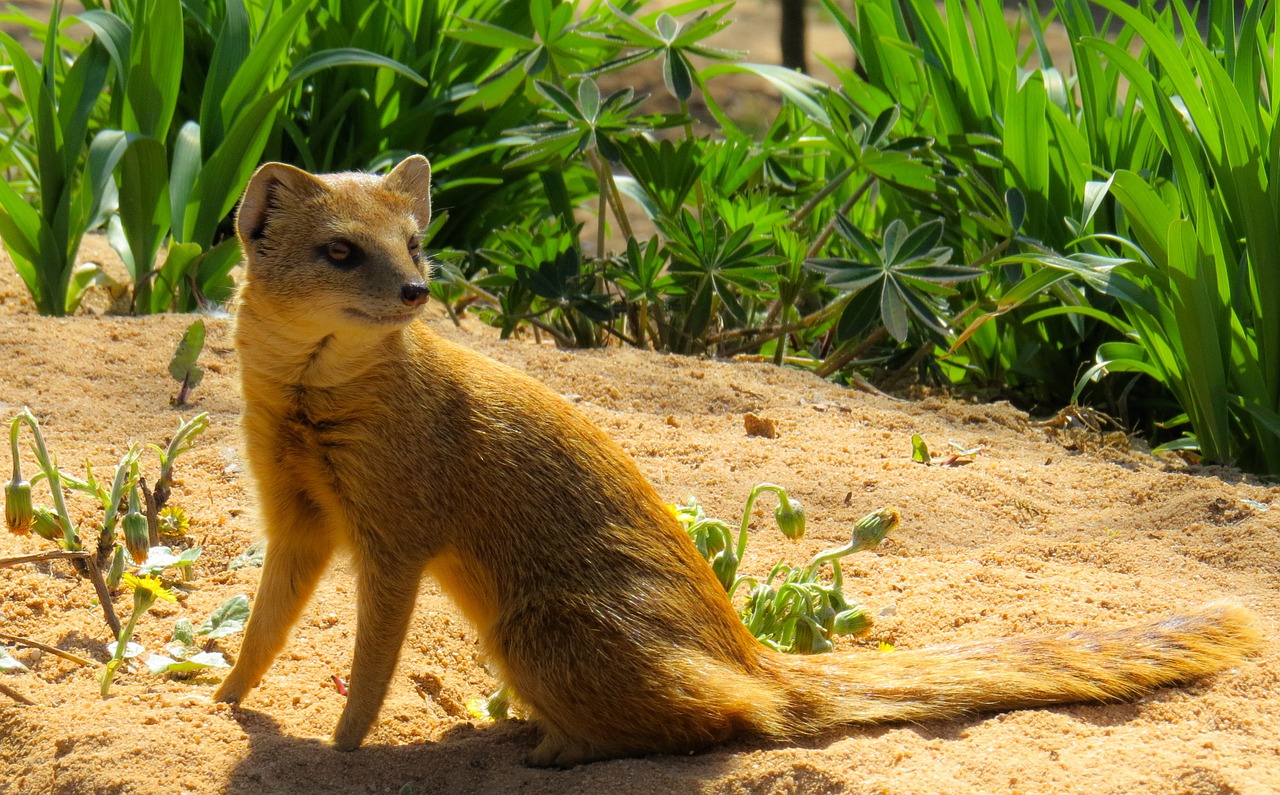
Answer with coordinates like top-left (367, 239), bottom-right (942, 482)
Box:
top-left (235, 156), bottom-right (433, 332)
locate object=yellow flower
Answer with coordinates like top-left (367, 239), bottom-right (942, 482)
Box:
top-left (121, 572), bottom-right (177, 602)
top-left (158, 506), bottom-right (189, 537)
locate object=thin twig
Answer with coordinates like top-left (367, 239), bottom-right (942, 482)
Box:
top-left (0, 549), bottom-right (90, 568)
top-left (881, 341), bottom-right (937, 388)
top-left (805, 176), bottom-right (876, 260)
top-left (791, 163), bottom-right (859, 228)
top-left (0, 633), bottom-right (96, 667)
top-left (83, 557), bottom-right (121, 639)
top-left (0, 682), bottom-right (36, 706)
top-left (814, 326), bottom-right (889, 378)
top-left (713, 294), bottom-right (853, 356)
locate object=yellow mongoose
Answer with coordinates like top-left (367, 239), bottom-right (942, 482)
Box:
top-left (213, 156), bottom-right (1262, 766)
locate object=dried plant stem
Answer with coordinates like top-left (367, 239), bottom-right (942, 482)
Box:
top-left (714, 293), bottom-right (853, 356)
top-left (0, 549), bottom-right (90, 568)
top-left (0, 682), bottom-right (35, 705)
top-left (0, 632), bottom-right (95, 667)
top-left (814, 326), bottom-right (889, 379)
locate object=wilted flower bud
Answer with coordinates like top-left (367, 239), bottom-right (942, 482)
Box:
top-left (792, 617), bottom-right (833, 654)
top-left (849, 508), bottom-right (899, 553)
top-left (710, 548), bottom-right (738, 592)
top-left (5, 475), bottom-right (32, 535)
top-left (832, 607), bottom-right (872, 637)
top-left (30, 507), bottom-right (64, 542)
top-left (774, 496), bottom-right (806, 540)
top-left (815, 600), bottom-right (837, 633)
top-left (124, 487), bottom-right (149, 564)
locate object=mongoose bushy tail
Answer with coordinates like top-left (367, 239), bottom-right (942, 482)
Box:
top-left (755, 602), bottom-right (1261, 734)
top-left (216, 155), bottom-right (1263, 768)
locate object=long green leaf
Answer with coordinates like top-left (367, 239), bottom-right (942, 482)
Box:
top-left (124, 0), bottom-right (182, 138)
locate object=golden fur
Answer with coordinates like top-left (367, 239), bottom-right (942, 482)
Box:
top-left (213, 156), bottom-right (1262, 766)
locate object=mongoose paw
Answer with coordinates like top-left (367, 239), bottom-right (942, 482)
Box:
top-left (330, 732), bottom-right (363, 752)
top-left (526, 737), bottom-right (592, 768)
top-left (211, 681), bottom-right (245, 705)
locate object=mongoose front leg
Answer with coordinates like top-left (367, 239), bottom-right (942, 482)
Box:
top-left (331, 556), bottom-right (423, 751)
top-left (214, 497), bottom-right (335, 705)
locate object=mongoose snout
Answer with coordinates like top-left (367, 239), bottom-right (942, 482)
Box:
top-left (400, 281), bottom-right (430, 306)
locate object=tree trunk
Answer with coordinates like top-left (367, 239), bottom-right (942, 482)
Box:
top-left (781, 0), bottom-right (808, 73)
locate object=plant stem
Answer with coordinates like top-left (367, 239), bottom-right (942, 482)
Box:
top-left (0, 549), bottom-right (90, 568)
top-left (600, 155), bottom-right (634, 243)
top-left (791, 163), bottom-right (859, 228)
top-left (715, 293), bottom-right (853, 357)
top-left (636, 299), bottom-right (649, 349)
top-left (17, 410), bottom-right (77, 551)
top-left (736, 483), bottom-right (785, 562)
top-left (805, 176), bottom-right (876, 260)
top-left (101, 594), bottom-right (150, 696)
top-left (594, 161), bottom-right (608, 258)
top-left (881, 341), bottom-right (937, 388)
top-left (0, 683), bottom-right (35, 706)
top-left (0, 632), bottom-right (95, 666)
top-left (814, 326), bottom-right (889, 378)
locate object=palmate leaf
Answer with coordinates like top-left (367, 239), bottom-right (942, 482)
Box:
top-left (616, 137), bottom-right (703, 219)
top-left (838, 285), bottom-right (881, 340)
top-left (805, 259), bottom-right (881, 293)
top-left (810, 215), bottom-right (976, 344)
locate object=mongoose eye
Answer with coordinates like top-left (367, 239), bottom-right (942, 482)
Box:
top-left (327, 241), bottom-right (352, 261)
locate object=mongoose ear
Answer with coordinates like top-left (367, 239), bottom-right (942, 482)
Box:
top-left (237, 162), bottom-right (328, 243)
top-left (383, 155), bottom-right (433, 229)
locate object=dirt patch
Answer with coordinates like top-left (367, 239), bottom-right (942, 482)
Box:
top-left (1, 230), bottom-right (1278, 795)
top-left (1, 6), bottom-right (1277, 793)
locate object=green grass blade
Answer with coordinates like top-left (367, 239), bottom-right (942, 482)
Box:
top-left (1165, 217), bottom-right (1232, 460)
top-left (123, 0), bottom-right (182, 138)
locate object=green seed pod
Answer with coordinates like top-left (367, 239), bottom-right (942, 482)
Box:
top-left (5, 477), bottom-right (32, 535)
top-left (774, 497), bottom-right (806, 540)
top-left (30, 507), bottom-right (64, 542)
top-left (832, 607), bottom-right (873, 637)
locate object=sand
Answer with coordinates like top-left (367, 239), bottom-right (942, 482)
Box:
top-left (2, 4), bottom-right (1278, 791)
top-left (0, 233), bottom-right (1277, 795)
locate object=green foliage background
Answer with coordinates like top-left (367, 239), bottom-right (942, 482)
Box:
top-left (1, 0), bottom-right (1278, 475)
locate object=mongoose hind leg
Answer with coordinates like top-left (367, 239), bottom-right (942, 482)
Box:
top-left (332, 555), bottom-right (423, 751)
top-left (492, 595), bottom-right (780, 766)
top-left (214, 496), bottom-right (335, 705)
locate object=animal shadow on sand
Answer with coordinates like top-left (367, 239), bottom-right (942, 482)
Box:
top-left (224, 708), bottom-right (741, 795)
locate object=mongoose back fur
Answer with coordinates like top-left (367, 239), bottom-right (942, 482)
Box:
top-left (212, 156), bottom-right (1263, 766)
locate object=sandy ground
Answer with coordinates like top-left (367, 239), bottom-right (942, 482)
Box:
top-left (1, 5), bottom-right (1278, 794)
top-left (0, 225), bottom-right (1278, 795)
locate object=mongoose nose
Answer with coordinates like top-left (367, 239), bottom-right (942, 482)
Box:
top-left (401, 282), bottom-right (429, 307)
